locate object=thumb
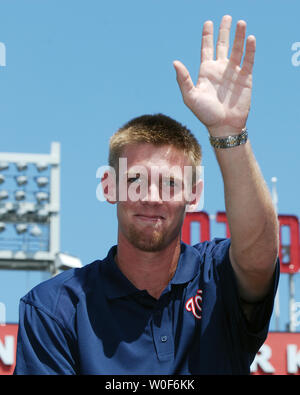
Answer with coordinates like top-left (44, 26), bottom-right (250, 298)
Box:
top-left (173, 60), bottom-right (194, 98)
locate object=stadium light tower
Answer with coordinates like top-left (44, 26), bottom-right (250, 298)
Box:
top-left (0, 142), bottom-right (82, 275)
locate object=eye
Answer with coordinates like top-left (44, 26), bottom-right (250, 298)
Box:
top-left (127, 174), bottom-right (141, 184)
top-left (162, 178), bottom-right (178, 188)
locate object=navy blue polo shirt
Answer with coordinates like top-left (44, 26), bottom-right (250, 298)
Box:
top-left (14, 238), bottom-right (279, 375)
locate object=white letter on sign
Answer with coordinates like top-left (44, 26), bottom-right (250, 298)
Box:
top-left (0, 335), bottom-right (14, 365)
top-left (287, 344), bottom-right (300, 374)
top-left (250, 344), bottom-right (275, 373)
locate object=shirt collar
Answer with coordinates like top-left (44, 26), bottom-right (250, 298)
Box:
top-left (102, 246), bottom-right (139, 299)
top-left (102, 242), bottom-right (200, 300)
top-left (170, 242), bottom-right (201, 285)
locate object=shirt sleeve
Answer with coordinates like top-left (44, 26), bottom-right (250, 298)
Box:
top-left (13, 299), bottom-right (77, 375)
top-left (211, 238), bottom-right (280, 353)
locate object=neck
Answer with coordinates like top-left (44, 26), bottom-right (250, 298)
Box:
top-left (115, 234), bottom-right (181, 299)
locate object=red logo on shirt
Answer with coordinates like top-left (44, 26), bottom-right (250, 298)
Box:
top-left (185, 289), bottom-right (202, 320)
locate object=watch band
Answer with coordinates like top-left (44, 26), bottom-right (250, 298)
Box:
top-left (209, 127), bottom-right (248, 149)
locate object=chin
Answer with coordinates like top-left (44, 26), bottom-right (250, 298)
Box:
top-left (128, 228), bottom-right (167, 252)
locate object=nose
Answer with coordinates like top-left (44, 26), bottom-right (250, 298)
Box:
top-left (141, 179), bottom-right (162, 204)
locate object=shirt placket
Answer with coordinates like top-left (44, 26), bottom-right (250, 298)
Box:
top-left (151, 291), bottom-right (174, 362)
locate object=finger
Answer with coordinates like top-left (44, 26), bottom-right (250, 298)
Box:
top-left (229, 20), bottom-right (247, 66)
top-left (201, 20), bottom-right (214, 62)
top-left (241, 35), bottom-right (256, 75)
top-left (173, 60), bottom-right (194, 97)
top-left (216, 15), bottom-right (232, 60)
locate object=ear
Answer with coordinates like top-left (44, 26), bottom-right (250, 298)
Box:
top-left (185, 179), bottom-right (203, 213)
top-left (101, 169), bottom-right (117, 204)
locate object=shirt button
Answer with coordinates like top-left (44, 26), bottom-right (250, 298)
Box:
top-left (161, 335), bottom-right (168, 342)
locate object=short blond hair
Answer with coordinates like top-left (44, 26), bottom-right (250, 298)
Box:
top-left (109, 114), bottom-right (202, 182)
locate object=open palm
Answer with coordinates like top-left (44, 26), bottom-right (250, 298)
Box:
top-left (174, 15), bottom-right (256, 136)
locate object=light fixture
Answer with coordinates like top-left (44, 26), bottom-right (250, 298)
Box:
top-left (15, 175), bottom-right (28, 186)
top-left (15, 223), bottom-right (27, 234)
top-left (24, 203), bottom-right (35, 214)
top-left (0, 207), bottom-right (7, 217)
top-left (16, 207), bottom-right (28, 218)
top-left (5, 202), bottom-right (14, 212)
top-left (35, 191), bottom-right (49, 203)
top-left (0, 161), bottom-right (9, 171)
top-left (36, 208), bottom-right (49, 220)
top-left (30, 225), bottom-right (42, 237)
top-left (16, 162), bottom-right (28, 171)
top-left (0, 190), bottom-right (8, 200)
top-left (15, 190), bottom-right (26, 201)
top-left (36, 162), bottom-right (48, 172)
top-left (35, 176), bottom-right (49, 187)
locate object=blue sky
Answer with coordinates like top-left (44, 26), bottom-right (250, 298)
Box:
top-left (0, 0), bottom-right (299, 330)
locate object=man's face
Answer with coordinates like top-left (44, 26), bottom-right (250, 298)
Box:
top-left (116, 143), bottom-right (201, 252)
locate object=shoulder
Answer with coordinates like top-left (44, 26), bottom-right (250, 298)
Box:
top-left (177, 238), bottom-right (231, 284)
top-left (191, 237), bottom-right (231, 261)
top-left (193, 238), bottom-right (232, 281)
top-left (20, 258), bottom-right (104, 324)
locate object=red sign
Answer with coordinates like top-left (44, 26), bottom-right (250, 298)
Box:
top-left (251, 332), bottom-right (300, 375)
top-left (182, 212), bottom-right (300, 274)
top-left (0, 324), bottom-right (18, 375)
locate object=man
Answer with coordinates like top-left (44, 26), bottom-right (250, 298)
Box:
top-left (14, 15), bottom-right (279, 375)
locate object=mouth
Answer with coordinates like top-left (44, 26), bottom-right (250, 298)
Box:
top-left (134, 214), bottom-right (165, 222)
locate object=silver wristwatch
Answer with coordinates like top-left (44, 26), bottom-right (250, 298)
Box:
top-left (209, 127), bottom-right (248, 149)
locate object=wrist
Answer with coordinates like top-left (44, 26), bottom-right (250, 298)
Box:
top-left (209, 127), bottom-right (248, 149)
top-left (207, 125), bottom-right (246, 138)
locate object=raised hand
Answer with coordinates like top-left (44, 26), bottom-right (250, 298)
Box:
top-left (173, 15), bottom-right (256, 137)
